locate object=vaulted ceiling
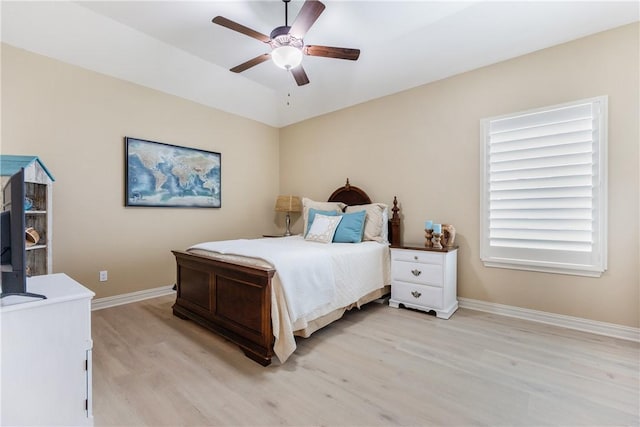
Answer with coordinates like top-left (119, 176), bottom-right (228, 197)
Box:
top-left (2, 1), bottom-right (638, 127)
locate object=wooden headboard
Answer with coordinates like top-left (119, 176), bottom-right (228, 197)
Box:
top-left (327, 179), bottom-right (401, 247)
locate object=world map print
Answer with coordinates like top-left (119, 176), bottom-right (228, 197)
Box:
top-left (126, 138), bottom-right (221, 207)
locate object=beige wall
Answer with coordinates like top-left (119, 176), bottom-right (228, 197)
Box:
top-left (1, 44), bottom-right (280, 299)
top-left (2, 24), bottom-right (638, 328)
top-left (280, 23), bottom-right (640, 328)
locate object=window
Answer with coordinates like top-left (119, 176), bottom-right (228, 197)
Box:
top-left (480, 97), bottom-right (607, 277)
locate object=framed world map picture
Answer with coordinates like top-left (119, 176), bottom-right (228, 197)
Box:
top-left (125, 137), bottom-right (221, 208)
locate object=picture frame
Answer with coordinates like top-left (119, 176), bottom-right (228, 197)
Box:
top-left (125, 137), bottom-right (221, 208)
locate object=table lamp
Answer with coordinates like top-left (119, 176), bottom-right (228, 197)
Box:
top-left (275, 195), bottom-right (302, 236)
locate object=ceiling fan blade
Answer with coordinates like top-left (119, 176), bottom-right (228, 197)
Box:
top-left (291, 65), bottom-right (310, 86)
top-left (289, 0), bottom-right (326, 39)
top-left (304, 45), bottom-right (360, 61)
top-left (230, 54), bottom-right (271, 73)
top-left (212, 16), bottom-right (270, 43)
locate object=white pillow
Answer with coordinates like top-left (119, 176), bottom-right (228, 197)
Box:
top-left (345, 203), bottom-right (388, 243)
top-left (304, 214), bottom-right (343, 243)
top-left (302, 197), bottom-right (346, 235)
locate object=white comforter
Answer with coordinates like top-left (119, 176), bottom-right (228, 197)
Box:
top-left (188, 236), bottom-right (390, 363)
top-left (190, 238), bottom-right (335, 323)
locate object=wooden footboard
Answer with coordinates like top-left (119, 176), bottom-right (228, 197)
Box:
top-left (172, 250), bottom-right (276, 366)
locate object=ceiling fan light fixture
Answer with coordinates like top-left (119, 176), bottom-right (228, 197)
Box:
top-left (271, 45), bottom-right (303, 70)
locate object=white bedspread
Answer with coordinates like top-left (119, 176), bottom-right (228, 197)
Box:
top-left (188, 236), bottom-right (390, 363)
top-left (190, 238), bottom-right (335, 323)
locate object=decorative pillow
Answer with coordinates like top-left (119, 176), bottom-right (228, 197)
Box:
top-left (345, 203), bottom-right (388, 243)
top-left (306, 208), bottom-right (338, 236)
top-left (333, 210), bottom-right (367, 243)
top-left (305, 214), bottom-right (343, 243)
top-left (302, 198), bottom-right (346, 235)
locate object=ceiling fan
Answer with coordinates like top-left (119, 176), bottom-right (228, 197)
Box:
top-left (212, 0), bottom-right (360, 86)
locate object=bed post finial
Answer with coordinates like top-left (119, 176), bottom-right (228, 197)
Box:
top-left (390, 196), bottom-right (401, 248)
top-left (345, 178), bottom-right (351, 190)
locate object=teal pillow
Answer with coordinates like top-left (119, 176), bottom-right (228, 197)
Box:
top-left (307, 208), bottom-right (338, 236)
top-left (333, 210), bottom-right (366, 243)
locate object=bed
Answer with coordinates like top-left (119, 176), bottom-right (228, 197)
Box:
top-left (172, 180), bottom-right (401, 366)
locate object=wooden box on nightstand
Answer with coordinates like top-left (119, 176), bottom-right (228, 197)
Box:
top-left (389, 246), bottom-right (458, 319)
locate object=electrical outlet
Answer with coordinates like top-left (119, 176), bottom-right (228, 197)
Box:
top-left (99, 270), bottom-right (108, 282)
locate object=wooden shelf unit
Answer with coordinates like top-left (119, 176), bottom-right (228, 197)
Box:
top-left (24, 180), bottom-right (52, 276)
top-left (1, 155), bottom-right (55, 276)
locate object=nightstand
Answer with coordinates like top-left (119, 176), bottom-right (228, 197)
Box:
top-left (388, 246), bottom-right (458, 319)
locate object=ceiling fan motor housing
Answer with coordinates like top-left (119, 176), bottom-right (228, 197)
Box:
top-left (270, 26), bottom-right (303, 50)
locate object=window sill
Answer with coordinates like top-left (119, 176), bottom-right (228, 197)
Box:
top-left (482, 260), bottom-right (605, 278)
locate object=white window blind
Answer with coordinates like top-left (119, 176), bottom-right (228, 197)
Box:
top-left (480, 97), bottom-right (607, 277)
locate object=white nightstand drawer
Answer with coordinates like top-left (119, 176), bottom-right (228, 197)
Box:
top-left (391, 249), bottom-right (443, 265)
top-left (391, 282), bottom-right (443, 310)
top-left (392, 261), bottom-right (443, 287)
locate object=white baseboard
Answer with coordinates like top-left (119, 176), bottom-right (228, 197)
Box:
top-left (91, 285), bottom-right (175, 311)
top-left (458, 297), bottom-right (640, 342)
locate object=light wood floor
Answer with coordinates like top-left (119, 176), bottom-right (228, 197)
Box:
top-left (92, 295), bottom-right (639, 426)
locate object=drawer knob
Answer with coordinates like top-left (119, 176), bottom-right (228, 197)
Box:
top-left (414, 256), bottom-right (418, 260)
top-left (411, 269), bottom-right (422, 277)
top-left (411, 290), bottom-right (422, 298)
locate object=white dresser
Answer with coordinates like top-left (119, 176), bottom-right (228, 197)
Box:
top-left (389, 246), bottom-right (458, 319)
top-left (1, 273), bottom-right (94, 426)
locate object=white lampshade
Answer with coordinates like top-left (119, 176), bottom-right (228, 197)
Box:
top-left (271, 46), bottom-right (303, 70)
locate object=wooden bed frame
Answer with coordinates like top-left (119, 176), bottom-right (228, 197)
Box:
top-left (172, 180), bottom-right (401, 366)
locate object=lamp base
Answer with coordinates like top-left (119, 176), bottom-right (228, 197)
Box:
top-left (284, 213), bottom-right (292, 236)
